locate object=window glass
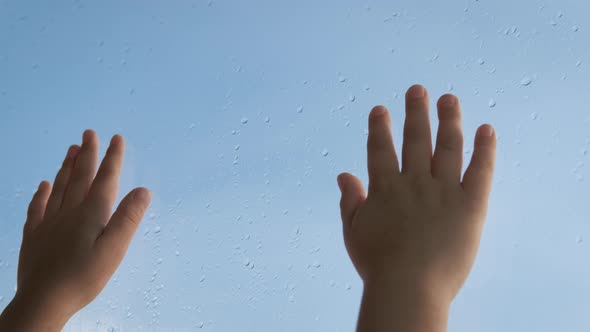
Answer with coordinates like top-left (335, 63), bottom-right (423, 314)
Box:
top-left (0, 1), bottom-right (588, 331)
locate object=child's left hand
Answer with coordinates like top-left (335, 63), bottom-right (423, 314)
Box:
top-left (0, 130), bottom-right (151, 331)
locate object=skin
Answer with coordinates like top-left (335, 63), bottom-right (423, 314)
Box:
top-left (0, 84), bottom-right (494, 331)
top-left (337, 84), bottom-right (497, 332)
top-left (0, 130), bottom-right (151, 331)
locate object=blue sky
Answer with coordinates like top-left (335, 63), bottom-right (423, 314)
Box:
top-left (1, 0), bottom-right (589, 331)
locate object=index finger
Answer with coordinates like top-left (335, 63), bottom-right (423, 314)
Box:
top-left (367, 105), bottom-right (400, 194)
top-left (86, 134), bottom-right (125, 221)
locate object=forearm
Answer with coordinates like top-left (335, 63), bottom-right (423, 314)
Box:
top-left (0, 294), bottom-right (69, 332)
top-left (356, 276), bottom-right (450, 332)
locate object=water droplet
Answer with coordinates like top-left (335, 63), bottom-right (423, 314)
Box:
top-left (175, 250), bottom-right (180, 256)
top-left (576, 60), bottom-right (582, 67)
top-left (234, 144), bottom-right (240, 151)
top-left (198, 321), bottom-right (204, 328)
top-left (349, 95), bottom-right (356, 102)
top-left (520, 77), bottom-right (532, 86)
top-left (531, 112), bottom-right (538, 120)
top-left (447, 83), bottom-right (454, 91)
top-left (321, 148), bottom-right (329, 157)
top-left (572, 25), bottom-right (579, 32)
top-left (200, 275), bottom-right (206, 282)
top-left (338, 75), bottom-right (347, 82)
top-left (154, 226), bottom-right (161, 233)
top-left (478, 57), bottom-right (485, 65)
top-left (264, 116), bottom-right (271, 123)
top-left (312, 260), bottom-right (321, 268)
top-left (345, 283), bottom-right (351, 290)
top-left (345, 121), bottom-right (351, 127)
top-left (240, 117), bottom-right (249, 124)
top-left (297, 106), bottom-right (304, 113)
top-left (577, 236), bottom-right (584, 244)
top-left (488, 99), bottom-right (496, 108)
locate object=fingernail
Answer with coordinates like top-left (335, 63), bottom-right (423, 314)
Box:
top-left (111, 134), bottom-right (122, 146)
top-left (407, 85), bottom-right (425, 99)
top-left (440, 95), bottom-right (457, 108)
top-left (82, 130), bottom-right (92, 144)
top-left (370, 106), bottom-right (387, 118)
top-left (480, 126), bottom-right (494, 137)
top-left (66, 145), bottom-right (79, 158)
top-left (134, 188), bottom-right (152, 206)
top-left (337, 174), bottom-right (344, 192)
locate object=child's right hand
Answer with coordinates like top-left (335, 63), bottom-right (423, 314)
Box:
top-left (337, 84), bottom-right (497, 331)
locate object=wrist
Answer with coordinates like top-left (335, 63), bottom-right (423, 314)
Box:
top-left (364, 268), bottom-right (454, 306)
top-left (358, 273), bottom-right (451, 332)
top-left (0, 292), bottom-right (70, 332)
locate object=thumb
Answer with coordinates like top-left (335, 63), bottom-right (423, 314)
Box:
top-left (94, 187), bottom-right (151, 273)
top-left (337, 173), bottom-right (366, 232)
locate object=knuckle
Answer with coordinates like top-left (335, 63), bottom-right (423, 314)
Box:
top-left (437, 136), bottom-right (462, 152)
top-left (475, 156), bottom-right (494, 172)
top-left (121, 208), bottom-right (142, 227)
top-left (369, 176), bottom-right (394, 195)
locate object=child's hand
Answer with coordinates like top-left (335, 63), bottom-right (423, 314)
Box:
top-left (0, 130), bottom-right (151, 331)
top-left (337, 85), bottom-right (496, 331)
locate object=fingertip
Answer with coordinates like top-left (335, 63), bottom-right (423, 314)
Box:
top-left (406, 84), bottom-right (426, 99)
top-left (369, 105), bottom-right (388, 119)
top-left (82, 129), bottom-right (95, 144)
top-left (477, 124), bottom-right (495, 140)
top-left (66, 144), bottom-right (81, 158)
top-left (437, 94), bottom-right (458, 108)
top-left (338, 173), bottom-right (354, 192)
top-left (39, 180), bottom-right (51, 191)
top-left (110, 134), bottom-right (124, 146)
top-left (133, 187), bottom-right (152, 208)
